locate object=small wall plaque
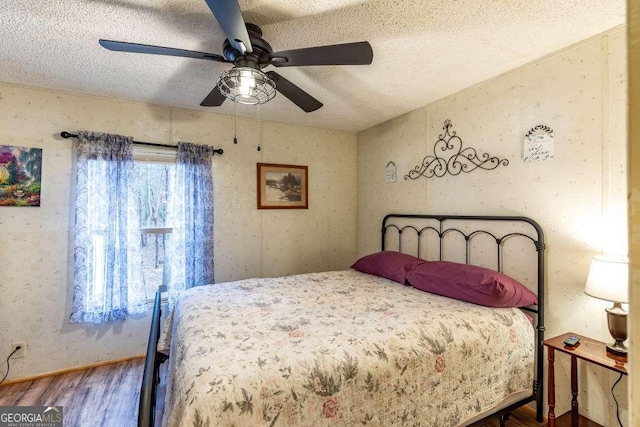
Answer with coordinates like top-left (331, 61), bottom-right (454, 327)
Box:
top-left (524, 125), bottom-right (554, 162)
top-left (385, 161), bottom-right (397, 183)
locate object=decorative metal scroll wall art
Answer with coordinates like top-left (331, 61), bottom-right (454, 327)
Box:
top-left (404, 120), bottom-right (509, 180)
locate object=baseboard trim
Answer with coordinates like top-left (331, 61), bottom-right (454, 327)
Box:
top-left (0, 354), bottom-right (145, 387)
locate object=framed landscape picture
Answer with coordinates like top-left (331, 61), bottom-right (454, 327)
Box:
top-left (257, 163), bottom-right (308, 209)
top-left (0, 145), bottom-right (42, 207)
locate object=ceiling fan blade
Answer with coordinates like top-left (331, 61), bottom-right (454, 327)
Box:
top-left (266, 72), bottom-right (323, 113)
top-left (204, 0), bottom-right (253, 54)
top-left (99, 40), bottom-right (229, 63)
top-left (200, 86), bottom-right (226, 107)
top-left (269, 41), bottom-right (373, 67)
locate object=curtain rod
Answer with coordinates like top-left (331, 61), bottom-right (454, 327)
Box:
top-left (59, 131), bottom-right (223, 155)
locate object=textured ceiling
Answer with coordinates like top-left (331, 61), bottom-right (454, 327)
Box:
top-left (0, 0), bottom-right (626, 132)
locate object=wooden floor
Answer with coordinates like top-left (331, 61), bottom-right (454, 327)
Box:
top-left (0, 358), bottom-right (598, 427)
top-left (0, 359), bottom-right (142, 427)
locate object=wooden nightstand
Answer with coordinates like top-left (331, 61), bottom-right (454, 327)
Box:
top-left (543, 332), bottom-right (627, 427)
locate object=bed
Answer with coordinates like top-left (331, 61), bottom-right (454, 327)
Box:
top-left (139, 214), bottom-right (545, 427)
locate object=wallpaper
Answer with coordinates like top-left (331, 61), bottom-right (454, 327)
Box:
top-left (357, 27), bottom-right (627, 426)
top-left (628, 1), bottom-right (640, 426)
top-left (0, 85), bottom-right (357, 382)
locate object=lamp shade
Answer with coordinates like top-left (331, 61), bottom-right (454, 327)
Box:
top-left (584, 255), bottom-right (629, 304)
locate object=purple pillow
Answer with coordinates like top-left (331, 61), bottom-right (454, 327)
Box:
top-left (351, 251), bottom-right (426, 284)
top-left (405, 261), bottom-right (537, 308)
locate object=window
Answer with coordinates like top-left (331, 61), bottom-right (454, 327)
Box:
top-left (89, 160), bottom-right (175, 308)
top-left (133, 160), bottom-right (174, 300)
top-left (71, 134), bottom-right (214, 324)
top-left (90, 153), bottom-right (175, 308)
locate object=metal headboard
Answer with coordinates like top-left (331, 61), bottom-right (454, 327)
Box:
top-left (381, 214), bottom-right (546, 423)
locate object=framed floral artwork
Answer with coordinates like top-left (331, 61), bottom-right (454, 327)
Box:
top-left (0, 145), bottom-right (42, 207)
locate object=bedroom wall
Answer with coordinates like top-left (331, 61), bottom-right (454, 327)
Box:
top-left (357, 26), bottom-right (628, 426)
top-left (0, 83), bottom-right (357, 381)
top-left (628, 1), bottom-right (639, 425)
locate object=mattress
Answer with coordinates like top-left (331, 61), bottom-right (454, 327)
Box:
top-left (160, 270), bottom-right (535, 426)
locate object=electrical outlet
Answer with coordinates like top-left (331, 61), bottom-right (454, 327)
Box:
top-left (11, 342), bottom-right (26, 359)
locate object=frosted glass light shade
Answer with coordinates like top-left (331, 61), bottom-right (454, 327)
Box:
top-left (584, 255), bottom-right (629, 304)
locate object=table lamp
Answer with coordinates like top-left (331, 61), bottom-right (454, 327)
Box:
top-left (584, 255), bottom-right (629, 357)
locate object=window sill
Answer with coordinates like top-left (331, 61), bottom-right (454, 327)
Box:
top-left (145, 289), bottom-right (168, 309)
top-left (146, 297), bottom-right (168, 307)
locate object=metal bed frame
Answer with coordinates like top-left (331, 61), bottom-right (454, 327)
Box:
top-left (138, 288), bottom-right (167, 427)
top-left (382, 214), bottom-right (545, 426)
top-left (138, 213), bottom-right (545, 427)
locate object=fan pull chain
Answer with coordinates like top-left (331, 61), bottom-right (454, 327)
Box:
top-left (257, 105), bottom-right (262, 152)
top-left (233, 103), bottom-right (238, 144)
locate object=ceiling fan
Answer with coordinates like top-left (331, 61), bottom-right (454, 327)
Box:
top-left (99, 0), bottom-right (374, 113)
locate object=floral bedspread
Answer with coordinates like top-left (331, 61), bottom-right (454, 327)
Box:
top-left (161, 270), bottom-right (534, 427)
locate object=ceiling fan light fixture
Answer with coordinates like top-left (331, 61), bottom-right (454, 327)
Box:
top-left (99, 0), bottom-right (373, 113)
top-left (217, 66), bottom-right (276, 105)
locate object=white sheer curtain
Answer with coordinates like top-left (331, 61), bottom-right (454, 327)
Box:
top-left (166, 142), bottom-right (215, 305)
top-left (69, 131), bottom-right (147, 323)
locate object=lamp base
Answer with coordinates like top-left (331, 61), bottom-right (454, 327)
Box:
top-left (605, 302), bottom-right (628, 361)
top-left (606, 342), bottom-right (628, 365)
top-left (606, 341), bottom-right (627, 356)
